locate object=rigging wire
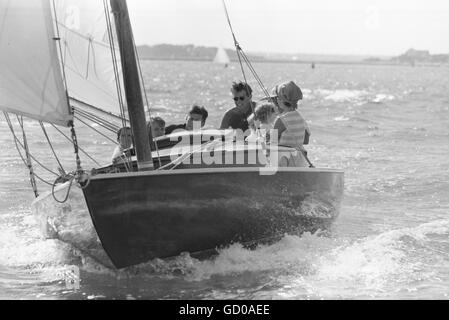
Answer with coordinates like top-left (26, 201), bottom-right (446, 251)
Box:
top-left (51, 0), bottom-right (72, 118)
top-left (39, 121), bottom-right (66, 174)
top-left (73, 106), bottom-right (121, 133)
top-left (221, 0), bottom-right (280, 162)
top-left (50, 124), bottom-right (102, 167)
top-left (17, 116), bottom-right (39, 197)
top-left (104, 0), bottom-right (134, 169)
top-left (4, 113), bottom-right (59, 177)
top-left (131, 25), bottom-right (163, 168)
top-left (73, 115), bottom-right (118, 145)
top-left (105, 0), bottom-right (162, 167)
top-left (221, 0), bottom-right (272, 100)
top-left (52, 0), bottom-right (90, 185)
top-left (103, 0), bottom-right (127, 129)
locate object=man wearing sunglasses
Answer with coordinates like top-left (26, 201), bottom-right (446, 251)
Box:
top-left (219, 81), bottom-right (256, 132)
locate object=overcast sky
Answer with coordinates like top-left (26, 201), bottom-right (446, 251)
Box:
top-left (126, 0), bottom-right (449, 56)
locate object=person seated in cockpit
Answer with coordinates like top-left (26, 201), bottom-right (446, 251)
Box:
top-left (270, 80), bottom-right (311, 167)
top-left (246, 103), bottom-right (278, 143)
top-left (111, 126), bottom-right (135, 164)
top-left (165, 105), bottom-right (208, 135)
top-left (147, 116), bottom-right (166, 138)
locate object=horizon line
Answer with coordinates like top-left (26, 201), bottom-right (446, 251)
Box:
top-left (135, 42), bottom-right (449, 58)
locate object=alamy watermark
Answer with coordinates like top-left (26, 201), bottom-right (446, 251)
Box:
top-left (166, 122), bottom-right (305, 175)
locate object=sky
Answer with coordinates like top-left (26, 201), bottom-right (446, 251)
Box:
top-left (127, 0), bottom-right (449, 56)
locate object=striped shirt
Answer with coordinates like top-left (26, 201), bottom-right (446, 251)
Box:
top-left (278, 110), bottom-right (309, 149)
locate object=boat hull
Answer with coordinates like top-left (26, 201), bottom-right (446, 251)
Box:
top-left (82, 168), bottom-right (344, 268)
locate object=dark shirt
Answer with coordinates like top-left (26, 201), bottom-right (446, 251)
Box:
top-left (219, 103), bottom-right (254, 132)
top-left (165, 123), bottom-right (186, 135)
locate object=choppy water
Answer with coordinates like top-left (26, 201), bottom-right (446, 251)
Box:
top-left (1, 61), bottom-right (448, 300)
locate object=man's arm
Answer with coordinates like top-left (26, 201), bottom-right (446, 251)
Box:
top-left (165, 124), bottom-right (184, 135)
top-left (303, 121), bottom-right (311, 145)
top-left (273, 117), bottom-right (286, 141)
top-left (219, 111), bottom-right (232, 129)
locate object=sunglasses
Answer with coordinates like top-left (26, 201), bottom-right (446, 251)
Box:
top-left (233, 96), bottom-right (246, 101)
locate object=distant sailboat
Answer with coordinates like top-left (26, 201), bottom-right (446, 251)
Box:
top-left (213, 47), bottom-right (230, 67)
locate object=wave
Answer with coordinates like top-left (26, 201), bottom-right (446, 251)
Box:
top-left (312, 89), bottom-right (395, 105)
top-left (278, 219), bottom-right (449, 299)
top-left (2, 201), bottom-right (448, 299)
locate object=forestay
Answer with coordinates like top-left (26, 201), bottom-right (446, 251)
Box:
top-left (0, 0), bottom-right (72, 127)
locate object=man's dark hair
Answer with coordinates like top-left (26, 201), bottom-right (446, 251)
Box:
top-left (189, 105), bottom-right (208, 122)
top-left (231, 81), bottom-right (252, 96)
top-left (150, 116), bottom-right (165, 127)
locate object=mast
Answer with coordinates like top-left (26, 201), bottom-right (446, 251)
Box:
top-left (110, 0), bottom-right (153, 171)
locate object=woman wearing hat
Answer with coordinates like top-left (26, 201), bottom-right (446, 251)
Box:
top-left (271, 81), bottom-right (311, 167)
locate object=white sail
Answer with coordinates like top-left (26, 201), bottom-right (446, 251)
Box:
top-left (0, 0), bottom-right (72, 127)
top-left (53, 0), bottom-right (126, 119)
top-left (213, 47), bottom-right (230, 65)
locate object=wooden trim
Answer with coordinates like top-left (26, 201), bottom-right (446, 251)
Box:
top-left (90, 167), bottom-right (344, 180)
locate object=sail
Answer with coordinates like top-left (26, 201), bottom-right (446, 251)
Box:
top-left (213, 47), bottom-right (230, 65)
top-left (53, 0), bottom-right (126, 120)
top-left (0, 0), bottom-right (72, 127)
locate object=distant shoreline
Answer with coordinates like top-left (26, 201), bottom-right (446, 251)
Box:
top-left (139, 57), bottom-right (449, 67)
top-left (137, 44), bottom-right (449, 68)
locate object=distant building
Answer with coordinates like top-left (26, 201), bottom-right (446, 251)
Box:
top-left (392, 48), bottom-right (449, 64)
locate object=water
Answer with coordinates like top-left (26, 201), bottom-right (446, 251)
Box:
top-left (1, 61), bottom-right (448, 300)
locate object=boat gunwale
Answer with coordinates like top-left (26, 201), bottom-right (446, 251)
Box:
top-left (89, 167), bottom-right (345, 180)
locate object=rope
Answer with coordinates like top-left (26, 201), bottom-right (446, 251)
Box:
top-left (158, 131), bottom-right (234, 171)
top-left (73, 107), bottom-right (120, 133)
top-left (51, 0), bottom-right (71, 116)
top-left (17, 116), bottom-right (39, 197)
top-left (103, 0), bottom-right (128, 129)
top-left (131, 30), bottom-right (162, 168)
top-left (221, 0), bottom-right (257, 120)
top-left (221, 0), bottom-right (273, 160)
top-left (105, 0), bottom-right (162, 167)
top-left (222, 0), bottom-right (295, 166)
top-left (157, 139), bottom-right (220, 171)
top-left (51, 174), bottom-right (75, 203)
top-left (50, 124), bottom-right (101, 167)
top-left (39, 121), bottom-right (66, 174)
top-left (74, 115), bottom-right (118, 144)
top-left (4, 113), bottom-right (59, 176)
top-left (299, 148), bottom-right (315, 168)
top-left (221, 0), bottom-right (271, 101)
top-left (104, 0), bottom-right (134, 171)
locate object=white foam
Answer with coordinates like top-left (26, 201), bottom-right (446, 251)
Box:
top-left (276, 219), bottom-right (449, 299)
top-left (126, 232), bottom-right (339, 282)
top-left (334, 116), bottom-right (350, 122)
top-left (323, 89), bottom-right (368, 102)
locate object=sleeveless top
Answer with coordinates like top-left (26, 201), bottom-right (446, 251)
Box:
top-left (278, 110), bottom-right (308, 149)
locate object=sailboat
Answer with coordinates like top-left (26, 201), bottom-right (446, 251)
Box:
top-left (1, 0), bottom-right (344, 269)
top-left (213, 47), bottom-right (231, 67)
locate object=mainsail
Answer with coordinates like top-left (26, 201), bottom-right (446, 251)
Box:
top-left (213, 47), bottom-right (230, 65)
top-left (0, 0), bottom-right (72, 127)
top-left (53, 0), bottom-right (127, 120)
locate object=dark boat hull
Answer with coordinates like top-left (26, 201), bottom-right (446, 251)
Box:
top-left (82, 167), bottom-right (344, 268)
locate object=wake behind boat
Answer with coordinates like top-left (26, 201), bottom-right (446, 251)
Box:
top-left (1, 0), bottom-right (344, 269)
